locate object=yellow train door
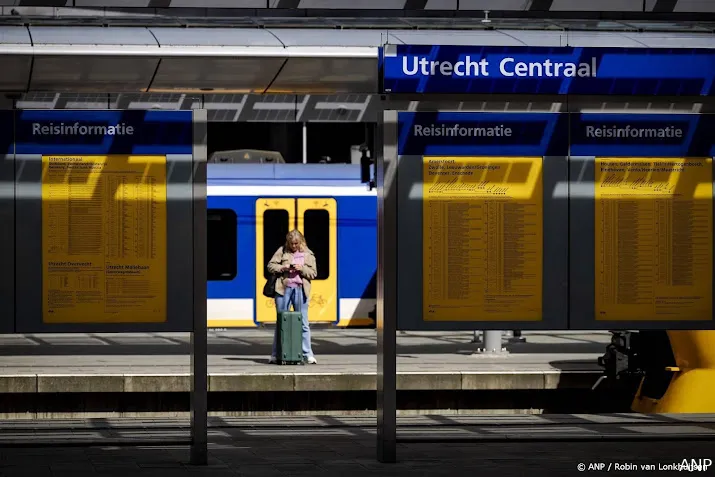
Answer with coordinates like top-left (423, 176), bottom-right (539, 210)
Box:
top-left (255, 198), bottom-right (295, 324)
top-left (297, 198), bottom-right (337, 324)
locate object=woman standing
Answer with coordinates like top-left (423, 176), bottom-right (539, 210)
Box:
top-left (267, 229), bottom-right (318, 364)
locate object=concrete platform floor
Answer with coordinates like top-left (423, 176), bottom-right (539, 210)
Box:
top-left (0, 330), bottom-right (610, 393)
top-left (0, 414), bottom-right (713, 476)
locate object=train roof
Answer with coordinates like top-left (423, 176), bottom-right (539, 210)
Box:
top-left (207, 163), bottom-right (373, 189)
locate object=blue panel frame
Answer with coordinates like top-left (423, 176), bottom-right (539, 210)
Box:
top-left (15, 110), bottom-right (193, 155)
top-left (569, 112), bottom-right (715, 330)
top-left (395, 111), bottom-right (569, 331)
top-left (15, 109), bottom-right (195, 333)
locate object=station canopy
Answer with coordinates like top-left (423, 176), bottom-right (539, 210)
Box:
top-left (0, 16), bottom-right (714, 94)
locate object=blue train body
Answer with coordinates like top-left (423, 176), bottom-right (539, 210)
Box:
top-left (206, 163), bottom-right (377, 327)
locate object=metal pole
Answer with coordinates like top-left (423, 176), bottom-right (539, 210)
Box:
top-left (190, 109), bottom-right (208, 465)
top-left (471, 330), bottom-right (480, 343)
top-left (302, 122), bottom-right (308, 164)
top-left (477, 330), bottom-right (507, 355)
top-left (377, 109), bottom-right (397, 463)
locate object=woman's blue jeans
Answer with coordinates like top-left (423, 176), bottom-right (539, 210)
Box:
top-left (272, 286), bottom-right (314, 358)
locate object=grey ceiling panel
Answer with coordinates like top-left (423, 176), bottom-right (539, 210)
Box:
top-left (267, 57), bottom-right (377, 93)
top-left (458, 0), bottom-right (531, 10)
top-left (28, 26), bottom-right (157, 46)
top-left (551, 0), bottom-right (644, 11)
top-left (149, 27), bottom-right (282, 47)
top-left (398, 18), bottom-right (488, 30)
top-left (0, 0), bottom-right (71, 4)
top-left (164, 0), bottom-right (265, 6)
top-left (30, 56), bottom-right (158, 92)
top-left (425, 0), bottom-right (458, 8)
top-left (550, 20), bottom-right (636, 31)
top-left (0, 27), bottom-right (32, 91)
top-left (0, 55), bottom-right (31, 91)
top-left (292, 0), bottom-right (407, 7)
top-left (268, 28), bottom-right (388, 47)
top-left (390, 30), bottom-right (525, 46)
top-left (0, 25), bottom-right (31, 45)
top-left (563, 32), bottom-right (646, 47)
top-left (621, 21), bottom-right (711, 32)
top-left (74, 0), bottom-right (262, 5)
top-left (674, 0), bottom-right (715, 12)
top-left (150, 57), bottom-right (286, 93)
top-left (622, 33), bottom-right (715, 48)
top-left (73, 0), bottom-right (157, 5)
top-left (385, 28), bottom-right (714, 49)
top-left (490, 30), bottom-right (565, 46)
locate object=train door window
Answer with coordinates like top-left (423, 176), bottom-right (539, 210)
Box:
top-left (207, 209), bottom-right (237, 281)
top-left (263, 209), bottom-right (290, 278)
top-left (303, 209), bottom-right (329, 279)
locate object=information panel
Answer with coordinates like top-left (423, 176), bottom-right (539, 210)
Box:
top-left (422, 156), bottom-right (543, 321)
top-left (393, 111), bottom-right (568, 331)
top-left (381, 45), bottom-right (715, 96)
top-left (570, 113), bottom-right (715, 329)
top-left (594, 157), bottom-right (712, 322)
top-left (42, 155), bottom-right (167, 323)
top-left (14, 110), bottom-right (196, 333)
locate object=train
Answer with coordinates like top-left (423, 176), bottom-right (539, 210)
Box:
top-left (207, 160), bottom-right (377, 328)
top-left (599, 330), bottom-right (715, 414)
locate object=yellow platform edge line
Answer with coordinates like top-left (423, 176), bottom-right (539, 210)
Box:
top-left (208, 317), bottom-right (375, 328)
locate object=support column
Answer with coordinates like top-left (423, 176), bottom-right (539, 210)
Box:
top-left (190, 109), bottom-right (208, 465)
top-left (377, 109), bottom-right (397, 463)
top-left (476, 330), bottom-right (508, 355)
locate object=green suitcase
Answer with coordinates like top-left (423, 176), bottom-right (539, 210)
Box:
top-left (277, 311), bottom-right (304, 365)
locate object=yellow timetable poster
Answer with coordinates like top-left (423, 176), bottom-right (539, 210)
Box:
top-left (41, 155), bottom-right (167, 323)
top-left (595, 157), bottom-right (712, 321)
top-left (422, 156), bottom-right (543, 321)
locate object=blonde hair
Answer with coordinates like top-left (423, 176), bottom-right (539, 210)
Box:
top-left (284, 229), bottom-right (307, 252)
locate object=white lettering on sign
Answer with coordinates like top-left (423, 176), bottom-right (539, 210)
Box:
top-left (414, 124), bottom-right (513, 137)
top-left (401, 56), bottom-right (597, 78)
top-left (32, 122), bottom-right (135, 136)
top-left (585, 125), bottom-right (684, 138)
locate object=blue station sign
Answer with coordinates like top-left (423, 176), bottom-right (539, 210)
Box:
top-left (381, 45), bottom-right (715, 96)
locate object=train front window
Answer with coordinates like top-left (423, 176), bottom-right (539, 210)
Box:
top-left (303, 209), bottom-right (329, 280)
top-left (263, 209), bottom-right (290, 279)
top-left (207, 208), bottom-right (237, 281)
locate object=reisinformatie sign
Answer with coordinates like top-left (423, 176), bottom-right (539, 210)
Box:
top-left (14, 109), bottom-right (196, 332)
top-left (393, 111), bottom-right (569, 331)
top-left (570, 113), bottom-right (715, 329)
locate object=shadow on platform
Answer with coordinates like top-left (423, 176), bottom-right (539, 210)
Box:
top-left (0, 331), bottom-right (609, 356)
